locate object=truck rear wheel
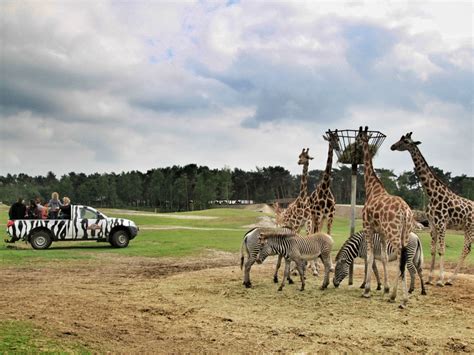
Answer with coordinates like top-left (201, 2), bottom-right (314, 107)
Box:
top-left (30, 231), bottom-right (53, 250)
top-left (110, 230), bottom-right (130, 248)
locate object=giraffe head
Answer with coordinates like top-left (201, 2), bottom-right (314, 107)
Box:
top-left (324, 129), bottom-right (340, 151)
top-left (298, 148), bottom-right (313, 165)
top-left (355, 126), bottom-right (370, 145)
top-left (390, 132), bottom-right (421, 152)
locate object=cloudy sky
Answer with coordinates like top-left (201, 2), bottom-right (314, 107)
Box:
top-left (1, 1), bottom-right (473, 177)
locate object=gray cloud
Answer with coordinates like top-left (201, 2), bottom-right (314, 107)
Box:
top-left (0, 2), bottom-right (472, 178)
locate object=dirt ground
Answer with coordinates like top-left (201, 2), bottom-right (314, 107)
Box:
top-left (1, 253), bottom-right (473, 353)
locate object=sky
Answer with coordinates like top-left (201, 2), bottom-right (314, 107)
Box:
top-left (1, 0), bottom-right (473, 178)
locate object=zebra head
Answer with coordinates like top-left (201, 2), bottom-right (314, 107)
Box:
top-left (333, 257), bottom-right (351, 288)
top-left (255, 233), bottom-right (271, 264)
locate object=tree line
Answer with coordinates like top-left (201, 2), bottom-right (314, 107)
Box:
top-left (0, 164), bottom-right (472, 212)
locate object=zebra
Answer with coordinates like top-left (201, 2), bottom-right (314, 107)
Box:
top-left (256, 231), bottom-right (333, 291)
top-left (240, 227), bottom-right (295, 288)
top-left (333, 231), bottom-right (426, 295)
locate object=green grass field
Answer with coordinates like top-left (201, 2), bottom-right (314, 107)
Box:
top-left (0, 204), bottom-right (472, 352)
top-left (1, 205), bottom-right (471, 265)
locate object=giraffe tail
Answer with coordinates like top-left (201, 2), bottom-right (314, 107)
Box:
top-left (400, 245), bottom-right (408, 276)
top-left (398, 209), bottom-right (412, 277)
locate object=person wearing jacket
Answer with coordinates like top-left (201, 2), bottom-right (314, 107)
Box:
top-left (8, 198), bottom-right (26, 220)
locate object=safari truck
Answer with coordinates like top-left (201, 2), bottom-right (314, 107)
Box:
top-left (5, 205), bottom-right (138, 249)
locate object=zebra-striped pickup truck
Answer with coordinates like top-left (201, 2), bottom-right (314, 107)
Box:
top-left (5, 205), bottom-right (138, 249)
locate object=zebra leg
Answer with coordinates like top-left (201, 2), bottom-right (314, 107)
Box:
top-left (278, 258), bottom-right (291, 291)
top-left (348, 260), bottom-right (354, 286)
top-left (417, 259), bottom-right (427, 296)
top-left (296, 260), bottom-right (306, 291)
top-left (310, 260), bottom-right (319, 276)
top-left (273, 255), bottom-right (282, 283)
top-left (320, 255), bottom-right (331, 290)
top-left (407, 257), bottom-right (417, 294)
top-left (363, 229), bottom-right (375, 298)
top-left (446, 227), bottom-right (472, 285)
top-left (243, 257), bottom-right (255, 288)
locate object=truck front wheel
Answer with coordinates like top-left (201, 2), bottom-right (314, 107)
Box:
top-left (30, 231), bottom-right (53, 250)
top-left (110, 230), bottom-right (130, 248)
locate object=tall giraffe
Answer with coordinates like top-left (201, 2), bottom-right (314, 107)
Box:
top-left (275, 148), bottom-right (313, 233)
top-left (356, 126), bottom-right (415, 308)
top-left (391, 132), bottom-right (473, 285)
top-left (307, 129), bottom-right (339, 234)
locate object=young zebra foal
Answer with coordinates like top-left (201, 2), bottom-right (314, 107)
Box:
top-left (256, 231), bottom-right (333, 291)
top-left (240, 227), bottom-right (295, 288)
top-left (333, 231), bottom-right (426, 295)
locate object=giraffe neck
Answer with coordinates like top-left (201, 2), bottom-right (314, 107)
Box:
top-left (299, 163), bottom-right (309, 199)
top-left (320, 142), bottom-right (334, 188)
top-left (361, 140), bottom-right (385, 197)
top-left (408, 145), bottom-right (450, 197)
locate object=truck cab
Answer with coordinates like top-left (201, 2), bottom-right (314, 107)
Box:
top-left (5, 205), bottom-right (138, 249)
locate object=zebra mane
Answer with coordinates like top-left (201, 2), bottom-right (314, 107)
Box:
top-left (259, 227), bottom-right (297, 239)
top-left (335, 231), bottom-right (364, 261)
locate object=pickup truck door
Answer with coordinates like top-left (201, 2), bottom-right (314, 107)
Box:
top-left (74, 206), bottom-right (106, 240)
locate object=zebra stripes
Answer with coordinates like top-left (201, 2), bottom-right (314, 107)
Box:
top-left (240, 227), bottom-right (295, 288)
top-left (6, 205), bottom-right (137, 244)
top-left (333, 231), bottom-right (426, 295)
top-left (256, 231), bottom-right (333, 291)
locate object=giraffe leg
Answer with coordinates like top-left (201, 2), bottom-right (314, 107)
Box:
top-left (380, 239), bottom-right (390, 294)
top-left (436, 225), bottom-right (447, 286)
top-left (427, 227), bottom-right (438, 285)
top-left (326, 210), bottom-right (335, 235)
top-left (446, 227), bottom-right (472, 285)
top-left (313, 212), bottom-right (323, 234)
top-left (372, 259), bottom-right (382, 291)
top-left (359, 256), bottom-right (369, 289)
top-left (389, 248), bottom-right (400, 303)
top-left (363, 229), bottom-right (374, 298)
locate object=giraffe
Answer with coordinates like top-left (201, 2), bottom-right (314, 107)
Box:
top-left (307, 129), bottom-right (339, 235)
top-left (275, 148), bottom-right (313, 233)
top-left (391, 132), bottom-right (473, 286)
top-left (356, 126), bottom-right (416, 308)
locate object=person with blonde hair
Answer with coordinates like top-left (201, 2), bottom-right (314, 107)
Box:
top-left (59, 196), bottom-right (71, 219)
top-left (48, 192), bottom-right (62, 219)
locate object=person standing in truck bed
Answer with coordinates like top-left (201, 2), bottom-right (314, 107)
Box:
top-left (48, 192), bottom-right (62, 219)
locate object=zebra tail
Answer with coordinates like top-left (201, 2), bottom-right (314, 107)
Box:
top-left (240, 236), bottom-right (247, 270)
top-left (416, 236), bottom-right (424, 267)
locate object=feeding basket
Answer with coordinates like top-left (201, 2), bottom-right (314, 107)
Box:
top-left (331, 129), bottom-right (386, 165)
